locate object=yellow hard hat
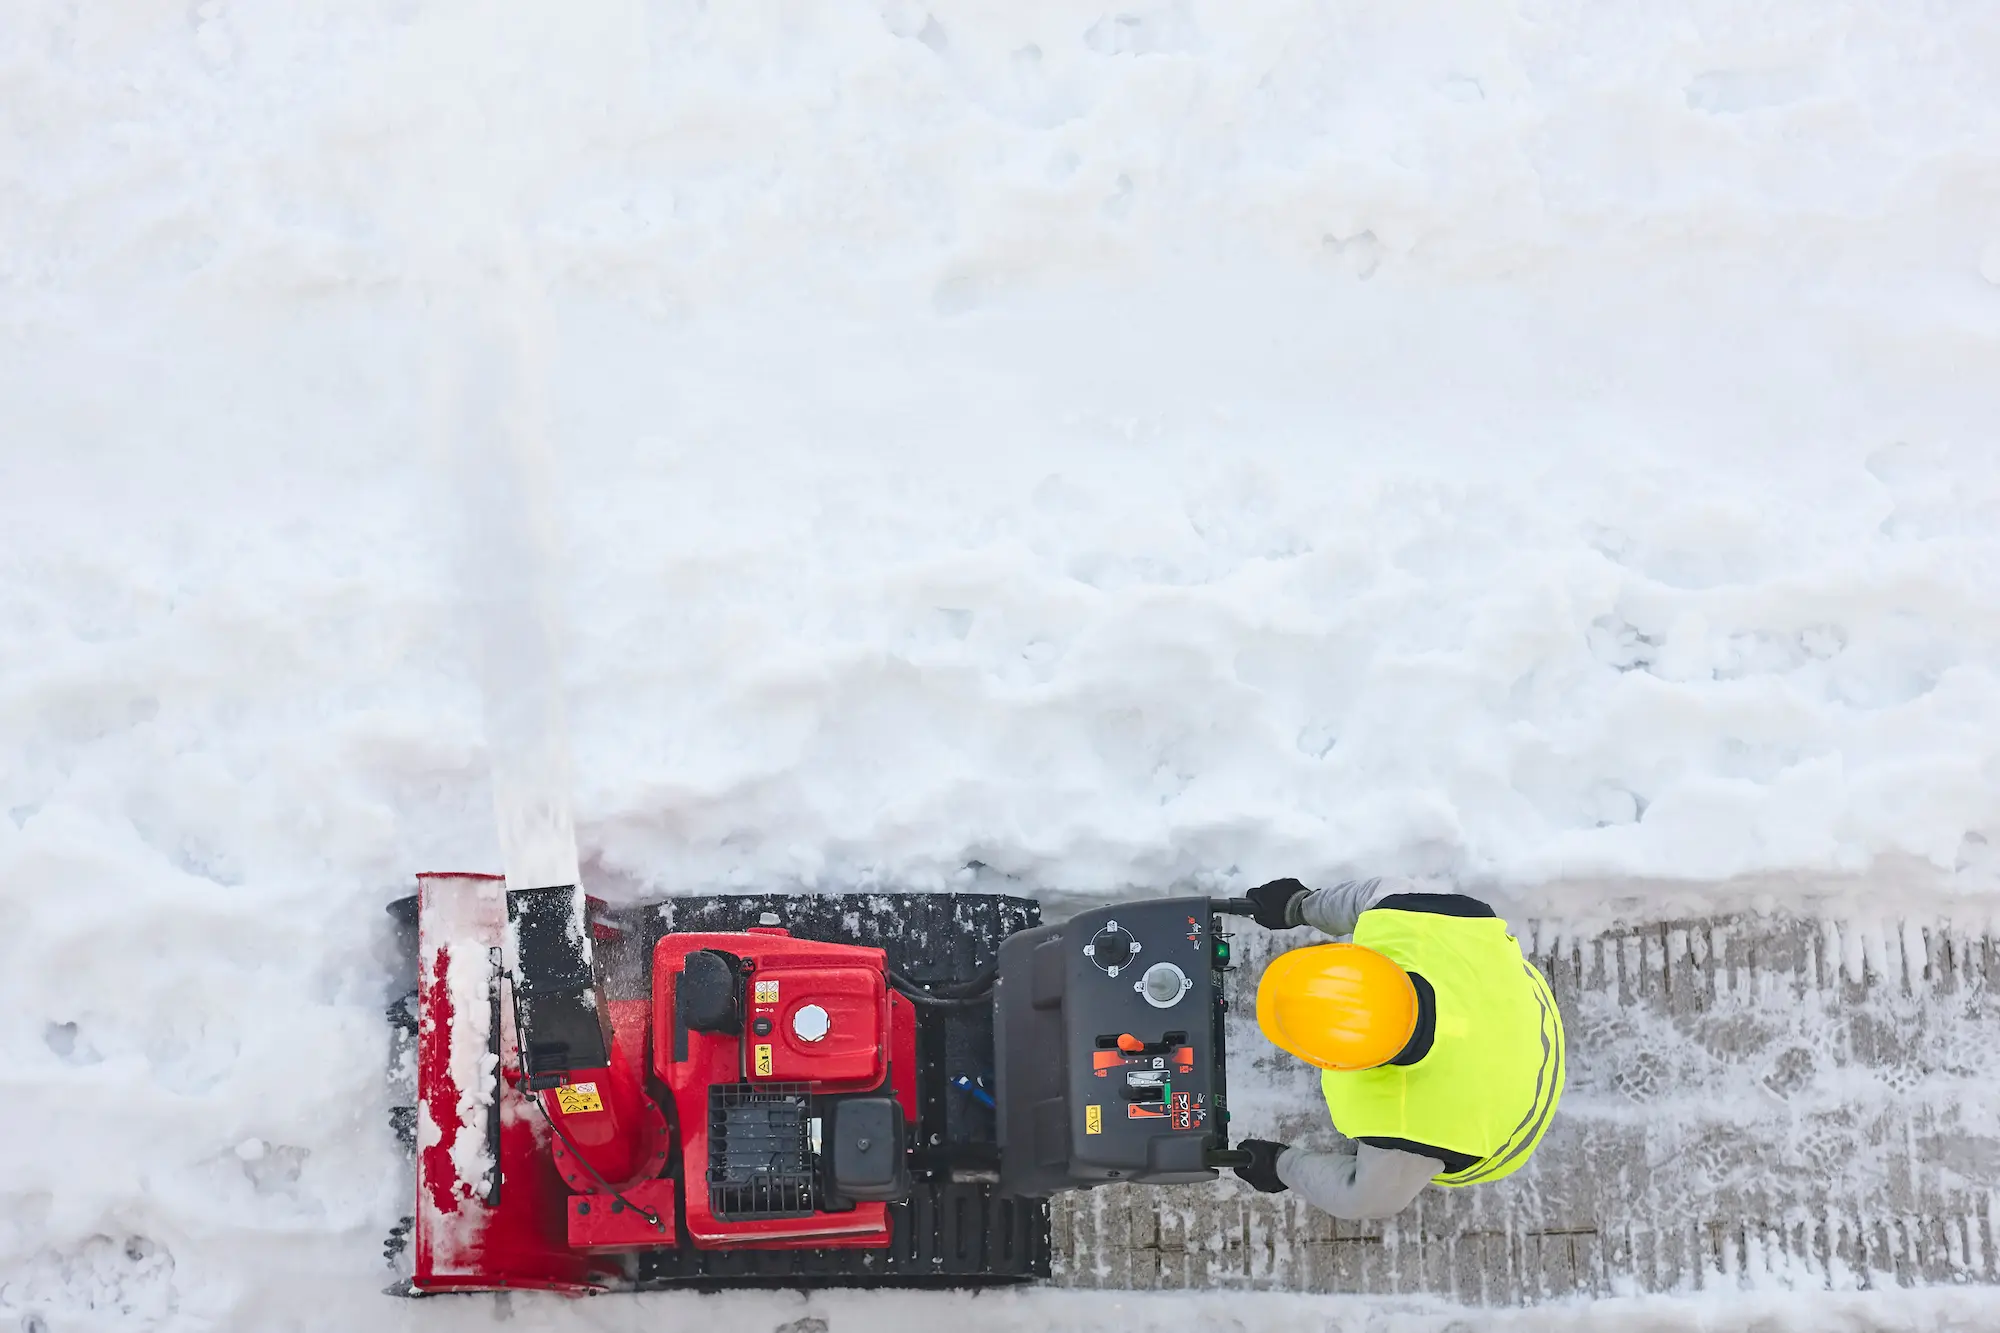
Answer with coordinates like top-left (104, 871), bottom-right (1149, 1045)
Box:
top-left (1256, 942), bottom-right (1418, 1071)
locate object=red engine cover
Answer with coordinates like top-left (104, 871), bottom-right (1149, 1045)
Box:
top-left (653, 928), bottom-right (916, 1249)
top-left (746, 949), bottom-right (887, 1088)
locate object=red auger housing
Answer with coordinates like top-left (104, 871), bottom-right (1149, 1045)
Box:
top-left (385, 874), bottom-right (1244, 1294)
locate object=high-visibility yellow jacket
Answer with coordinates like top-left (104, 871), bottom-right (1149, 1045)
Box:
top-left (1320, 905), bottom-right (1566, 1186)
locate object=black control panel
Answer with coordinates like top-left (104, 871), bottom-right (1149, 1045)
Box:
top-left (992, 896), bottom-right (1233, 1197)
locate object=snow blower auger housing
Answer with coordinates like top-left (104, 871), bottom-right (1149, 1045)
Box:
top-left (386, 873), bottom-right (1248, 1294)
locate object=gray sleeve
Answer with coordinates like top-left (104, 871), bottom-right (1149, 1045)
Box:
top-left (1289, 876), bottom-right (1489, 936)
top-left (1289, 877), bottom-right (1404, 935)
top-left (1275, 1142), bottom-right (1441, 1220)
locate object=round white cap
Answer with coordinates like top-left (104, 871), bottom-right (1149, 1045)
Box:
top-left (792, 1003), bottom-right (831, 1042)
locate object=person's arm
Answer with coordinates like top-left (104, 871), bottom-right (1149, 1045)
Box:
top-left (1275, 1141), bottom-right (1442, 1220)
top-left (1255, 877), bottom-right (1494, 936)
top-left (1288, 877), bottom-right (1400, 936)
top-left (1243, 877), bottom-right (1495, 935)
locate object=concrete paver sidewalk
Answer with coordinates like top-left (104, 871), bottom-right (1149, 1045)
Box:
top-left (1050, 913), bottom-right (2000, 1301)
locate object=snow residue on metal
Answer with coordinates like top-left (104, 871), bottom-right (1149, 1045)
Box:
top-left (501, 884), bottom-right (593, 1000)
top-left (501, 911), bottom-right (522, 999)
top-left (414, 875), bottom-right (505, 1273)
top-left (412, 1095), bottom-right (490, 1276)
top-left (441, 941), bottom-right (496, 1201)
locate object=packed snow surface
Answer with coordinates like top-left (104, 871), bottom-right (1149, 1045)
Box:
top-left (4, 1), bottom-right (1999, 1329)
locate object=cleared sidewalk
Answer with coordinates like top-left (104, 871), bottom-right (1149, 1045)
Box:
top-left (1050, 911), bottom-right (2000, 1301)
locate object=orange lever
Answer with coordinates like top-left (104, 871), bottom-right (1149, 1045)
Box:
top-left (1116, 1033), bottom-right (1145, 1053)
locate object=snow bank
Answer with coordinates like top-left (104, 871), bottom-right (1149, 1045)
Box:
top-left (3, 0), bottom-right (1998, 1327)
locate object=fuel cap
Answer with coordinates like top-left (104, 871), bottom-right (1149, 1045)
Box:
top-left (792, 1003), bottom-right (831, 1042)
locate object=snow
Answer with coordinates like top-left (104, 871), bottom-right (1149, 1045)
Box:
top-left (3, 0), bottom-right (1999, 1329)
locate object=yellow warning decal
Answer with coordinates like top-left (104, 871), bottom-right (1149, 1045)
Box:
top-left (1085, 1104), bottom-right (1103, 1135)
top-left (754, 979), bottom-right (779, 1005)
top-left (554, 1081), bottom-right (603, 1114)
top-left (754, 1043), bottom-right (773, 1077)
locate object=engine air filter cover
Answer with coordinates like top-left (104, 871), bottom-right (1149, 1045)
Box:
top-left (707, 1083), bottom-right (816, 1220)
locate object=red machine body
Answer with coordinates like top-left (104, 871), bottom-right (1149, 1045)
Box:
top-left (653, 930), bottom-right (918, 1249)
top-left (407, 874), bottom-right (920, 1294)
top-left (410, 873), bottom-right (601, 1293)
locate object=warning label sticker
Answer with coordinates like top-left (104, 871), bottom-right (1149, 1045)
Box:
top-left (754, 980), bottom-right (779, 1004)
top-left (1171, 1091), bottom-right (1207, 1131)
top-left (1085, 1104), bottom-right (1103, 1135)
top-left (754, 1043), bottom-right (773, 1077)
top-left (554, 1082), bottom-right (603, 1115)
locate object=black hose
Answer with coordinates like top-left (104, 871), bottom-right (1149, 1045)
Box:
top-left (930, 962), bottom-right (998, 996)
top-left (888, 968), bottom-right (995, 1007)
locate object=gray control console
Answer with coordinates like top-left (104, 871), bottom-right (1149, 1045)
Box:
top-left (991, 896), bottom-right (1235, 1197)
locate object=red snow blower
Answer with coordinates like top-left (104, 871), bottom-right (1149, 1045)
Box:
top-left (384, 874), bottom-right (1252, 1292)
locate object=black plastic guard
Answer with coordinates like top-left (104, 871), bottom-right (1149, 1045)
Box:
top-left (994, 896), bottom-right (1231, 1197)
top-left (506, 885), bottom-right (610, 1090)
